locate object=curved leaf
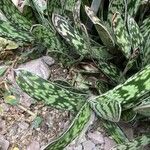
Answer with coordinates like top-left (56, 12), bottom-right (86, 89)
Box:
top-left (111, 135), bottom-right (150, 150)
top-left (44, 102), bottom-right (92, 150)
top-left (103, 121), bottom-right (129, 144)
top-left (0, 0), bottom-right (31, 30)
top-left (89, 64), bottom-right (150, 121)
top-left (15, 69), bottom-right (86, 112)
top-left (0, 20), bottom-right (34, 44)
top-left (52, 14), bottom-right (88, 56)
top-left (112, 12), bottom-right (132, 59)
top-left (85, 6), bottom-right (115, 48)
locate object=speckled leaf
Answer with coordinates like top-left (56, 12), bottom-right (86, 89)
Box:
top-left (127, 16), bottom-right (144, 51)
top-left (73, 0), bottom-right (81, 25)
top-left (98, 62), bottom-right (124, 84)
top-left (108, 0), bottom-right (127, 26)
top-left (140, 18), bottom-right (150, 66)
top-left (127, 0), bottom-right (141, 17)
top-left (52, 14), bottom-right (88, 56)
top-left (44, 102), bottom-right (92, 150)
top-left (0, 0), bottom-right (31, 30)
top-left (89, 64), bottom-right (150, 121)
top-left (31, 24), bottom-right (78, 62)
top-left (15, 70), bottom-right (86, 112)
top-left (90, 98), bottom-right (122, 122)
top-left (89, 46), bottom-right (113, 61)
top-left (134, 97), bottom-right (150, 117)
top-left (0, 20), bottom-right (34, 44)
top-left (111, 135), bottom-right (150, 150)
top-left (31, 24), bottom-right (63, 50)
top-left (103, 121), bottom-right (129, 144)
top-left (85, 6), bottom-right (115, 48)
top-left (112, 12), bottom-right (132, 59)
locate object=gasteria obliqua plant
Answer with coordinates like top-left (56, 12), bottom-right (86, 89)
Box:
top-left (0, 0), bottom-right (150, 149)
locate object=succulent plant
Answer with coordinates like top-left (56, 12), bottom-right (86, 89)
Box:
top-left (0, 0), bottom-right (150, 149)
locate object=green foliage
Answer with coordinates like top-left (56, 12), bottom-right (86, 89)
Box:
top-left (32, 116), bottom-right (43, 128)
top-left (0, 0), bottom-right (150, 149)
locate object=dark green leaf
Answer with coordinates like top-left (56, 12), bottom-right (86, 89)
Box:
top-left (111, 135), bottom-right (150, 150)
top-left (44, 102), bottom-right (92, 150)
top-left (0, 20), bottom-right (34, 44)
top-left (112, 12), bottom-right (131, 59)
top-left (103, 120), bottom-right (129, 144)
top-left (0, 0), bottom-right (31, 30)
top-left (15, 70), bottom-right (86, 112)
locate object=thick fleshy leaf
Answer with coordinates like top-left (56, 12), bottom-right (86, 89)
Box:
top-left (127, 16), bottom-right (144, 51)
top-left (108, 0), bottom-right (127, 26)
top-left (85, 6), bottom-right (115, 48)
top-left (0, 0), bottom-right (31, 30)
top-left (44, 102), bottom-right (92, 150)
top-left (127, 0), bottom-right (142, 17)
top-left (103, 121), bottom-right (129, 144)
top-left (89, 64), bottom-right (150, 121)
top-left (140, 18), bottom-right (150, 66)
top-left (73, 0), bottom-right (81, 25)
top-left (15, 70), bottom-right (86, 112)
top-left (52, 14), bottom-right (88, 56)
top-left (98, 62), bottom-right (124, 84)
top-left (134, 97), bottom-right (150, 117)
top-left (111, 135), bottom-right (150, 150)
top-left (90, 98), bottom-right (122, 122)
top-left (112, 12), bottom-right (132, 59)
top-left (0, 20), bottom-right (33, 44)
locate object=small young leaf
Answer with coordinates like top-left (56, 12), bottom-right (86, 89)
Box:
top-left (90, 99), bottom-right (122, 122)
top-left (32, 116), bottom-right (43, 128)
top-left (4, 95), bottom-right (19, 106)
top-left (89, 64), bottom-right (150, 122)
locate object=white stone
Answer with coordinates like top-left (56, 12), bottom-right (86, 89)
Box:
top-left (82, 140), bottom-right (96, 150)
top-left (27, 141), bottom-right (40, 150)
top-left (104, 137), bottom-right (116, 150)
top-left (17, 56), bottom-right (54, 79)
top-left (87, 131), bottom-right (104, 144)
